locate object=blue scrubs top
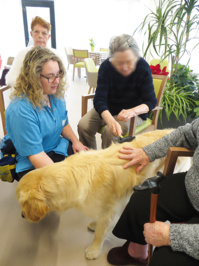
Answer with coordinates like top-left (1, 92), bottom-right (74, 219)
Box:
top-left (5, 95), bottom-right (69, 173)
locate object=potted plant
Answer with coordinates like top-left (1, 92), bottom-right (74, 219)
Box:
top-left (89, 38), bottom-right (95, 52)
top-left (158, 64), bottom-right (199, 128)
top-left (134, 0), bottom-right (199, 127)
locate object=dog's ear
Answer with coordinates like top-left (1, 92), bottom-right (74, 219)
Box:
top-left (17, 189), bottom-right (48, 222)
top-left (22, 198), bottom-right (48, 222)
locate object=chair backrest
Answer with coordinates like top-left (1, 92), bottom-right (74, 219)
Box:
top-left (84, 58), bottom-right (98, 73)
top-left (150, 59), bottom-right (169, 72)
top-left (6, 57), bottom-right (14, 66)
top-left (163, 147), bottom-right (194, 176)
top-left (0, 86), bottom-right (11, 136)
top-left (73, 49), bottom-right (88, 59)
top-left (152, 74), bottom-right (167, 108)
top-left (100, 48), bottom-right (109, 52)
top-left (65, 48), bottom-right (74, 64)
top-left (84, 58), bottom-right (98, 90)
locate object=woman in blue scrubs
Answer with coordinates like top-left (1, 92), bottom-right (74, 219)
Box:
top-left (5, 46), bottom-right (88, 180)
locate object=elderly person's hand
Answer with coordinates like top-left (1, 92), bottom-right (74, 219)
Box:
top-left (143, 221), bottom-right (171, 247)
top-left (117, 108), bottom-right (138, 122)
top-left (108, 120), bottom-right (123, 137)
top-left (118, 147), bottom-right (150, 172)
top-left (72, 140), bottom-right (89, 153)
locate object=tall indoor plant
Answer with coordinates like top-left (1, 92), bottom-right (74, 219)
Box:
top-left (135, 0), bottom-right (199, 125)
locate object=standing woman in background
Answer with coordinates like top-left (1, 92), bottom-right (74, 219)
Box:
top-left (6, 16), bottom-right (68, 88)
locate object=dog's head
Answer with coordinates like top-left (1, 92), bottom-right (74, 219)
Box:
top-left (19, 191), bottom-right (48, 222)
top-left (16, 178), bottom-right (49, 222)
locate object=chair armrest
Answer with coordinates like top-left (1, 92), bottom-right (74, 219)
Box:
top-left (163, 147), bottom-right (194, 176)
top-left (81, 93), bottom-right (95, 117)
top-left (152, 106), bottom-right (163, 111)
top-left (0, 86), bottom-right (11, 135)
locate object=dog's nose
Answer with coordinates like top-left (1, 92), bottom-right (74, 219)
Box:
top-left (21, 213), bottom-right (25, 218)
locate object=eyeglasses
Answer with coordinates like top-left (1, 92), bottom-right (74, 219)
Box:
top-left (40, 73), bottom-right (63, 83)
top-left (32, 30), bottom-right (49, 37)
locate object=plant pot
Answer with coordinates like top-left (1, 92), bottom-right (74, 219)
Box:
top-left (157, 110), bottom-right (195, 129)
top-left (90, 46), bottom-right (94, 52)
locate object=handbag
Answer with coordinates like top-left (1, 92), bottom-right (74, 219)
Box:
top-left (0, 154), bottom-right (16, 182)
top-left (0, 137), bottom-right (17, 182)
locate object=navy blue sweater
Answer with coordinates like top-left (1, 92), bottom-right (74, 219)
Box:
top-left (94, 57), bottom-right (157, 120)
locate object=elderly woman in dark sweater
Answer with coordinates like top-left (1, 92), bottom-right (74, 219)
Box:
top-left (78, 34), bottom-right (157, 149)
top-left (107, 119), bottom-right (199, 266)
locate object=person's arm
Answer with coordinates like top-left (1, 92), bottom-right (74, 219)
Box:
top-left (28, 151), bottom-right (54, 168)
top-left (170, 223), bottom-right (199, 260)
top-left (101, 110), bottom-right (122, 137)
top-left (117, 104), bottom-right (149, 122)
top-left (93, 61), bottom-right (110, 116)
top-left (93, 61), bottom-right (123, 136)
top-left (61, 124), bottom-right (88, 153)
top-left (119, 119), bottom-right (199, 171)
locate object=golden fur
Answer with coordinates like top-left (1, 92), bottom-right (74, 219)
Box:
top-left (16, 129), bottom-right (188, 259)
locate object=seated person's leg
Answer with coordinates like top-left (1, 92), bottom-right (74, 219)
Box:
top-left (78, 108), bottom-right (104, 149)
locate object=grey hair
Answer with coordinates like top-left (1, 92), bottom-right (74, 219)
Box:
top-left (109, 34), bottom-right (140, 58)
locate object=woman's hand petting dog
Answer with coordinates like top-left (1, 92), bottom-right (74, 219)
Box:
top-left (118, 147), bottom-right (150, 172)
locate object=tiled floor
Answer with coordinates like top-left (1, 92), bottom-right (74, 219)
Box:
top-left (0, 68), bottom-right (125, 266)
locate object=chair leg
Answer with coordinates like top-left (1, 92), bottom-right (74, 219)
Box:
top-left (88, 86), bottom-right (92, 94)
top-left (92, 87), bottom-right (95, 93)
top-left (78, 68), bottom-right (81, 78)
top-left (73, 66), bottom-right (75, 81)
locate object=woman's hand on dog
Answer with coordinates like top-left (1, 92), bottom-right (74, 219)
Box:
top-left (118, 147), bottom-right (150, 172)
top-left (72, 140), bottom-right (89, 153)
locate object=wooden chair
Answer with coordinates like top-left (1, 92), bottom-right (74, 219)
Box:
top-left (84, 58), bottom-right (98, 94)
top-left (0, 86), bottom-right (11, 136)
top-left (147, 146), bottom-right (194, 263)
top-left (72, 49), bottom-right (88, 81)
top-left (81, 74), bottom-right (168, 136)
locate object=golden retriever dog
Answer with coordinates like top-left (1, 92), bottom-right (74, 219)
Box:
top-left (16, 129), bottom-right (190, 259)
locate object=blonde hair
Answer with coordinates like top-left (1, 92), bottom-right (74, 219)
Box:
top-left (11, 46), bottom-right (67, 108)
top-left (31, 16), bottom-right (51, 32)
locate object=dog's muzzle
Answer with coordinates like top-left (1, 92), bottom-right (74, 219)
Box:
top-left (21, 212), bottom-right (25, 218)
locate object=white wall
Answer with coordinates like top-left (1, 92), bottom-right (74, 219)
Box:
top-left (0, 0), bottom-right (198, 138)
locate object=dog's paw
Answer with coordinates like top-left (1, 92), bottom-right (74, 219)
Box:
top-left (87, 221), bottom-right (96, 232)
top-left (85, 244), bottom-right (101, 260)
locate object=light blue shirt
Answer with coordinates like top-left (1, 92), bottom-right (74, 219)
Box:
top-left (5, 95), bottom-right (69, 173)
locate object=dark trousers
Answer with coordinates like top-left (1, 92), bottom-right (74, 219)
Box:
top-left (112, 172), bottom-right (199, 266)
top-left (17, 141), bottom-right (74, 181)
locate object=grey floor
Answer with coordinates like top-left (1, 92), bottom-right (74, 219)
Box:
top-left (0, 68), bottom-right (125, 266)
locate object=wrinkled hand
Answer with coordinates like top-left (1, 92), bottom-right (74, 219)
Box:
top-left (118, 147), bottom-right (150, 172)
top-left (72, 140), bottom-right (89, 153)
top-left (143, 221), bottom-right (171, 247)
top-left (108, 120), bottom-right (123, 137)
top-left (117, 108), bottom-right (137, 122)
